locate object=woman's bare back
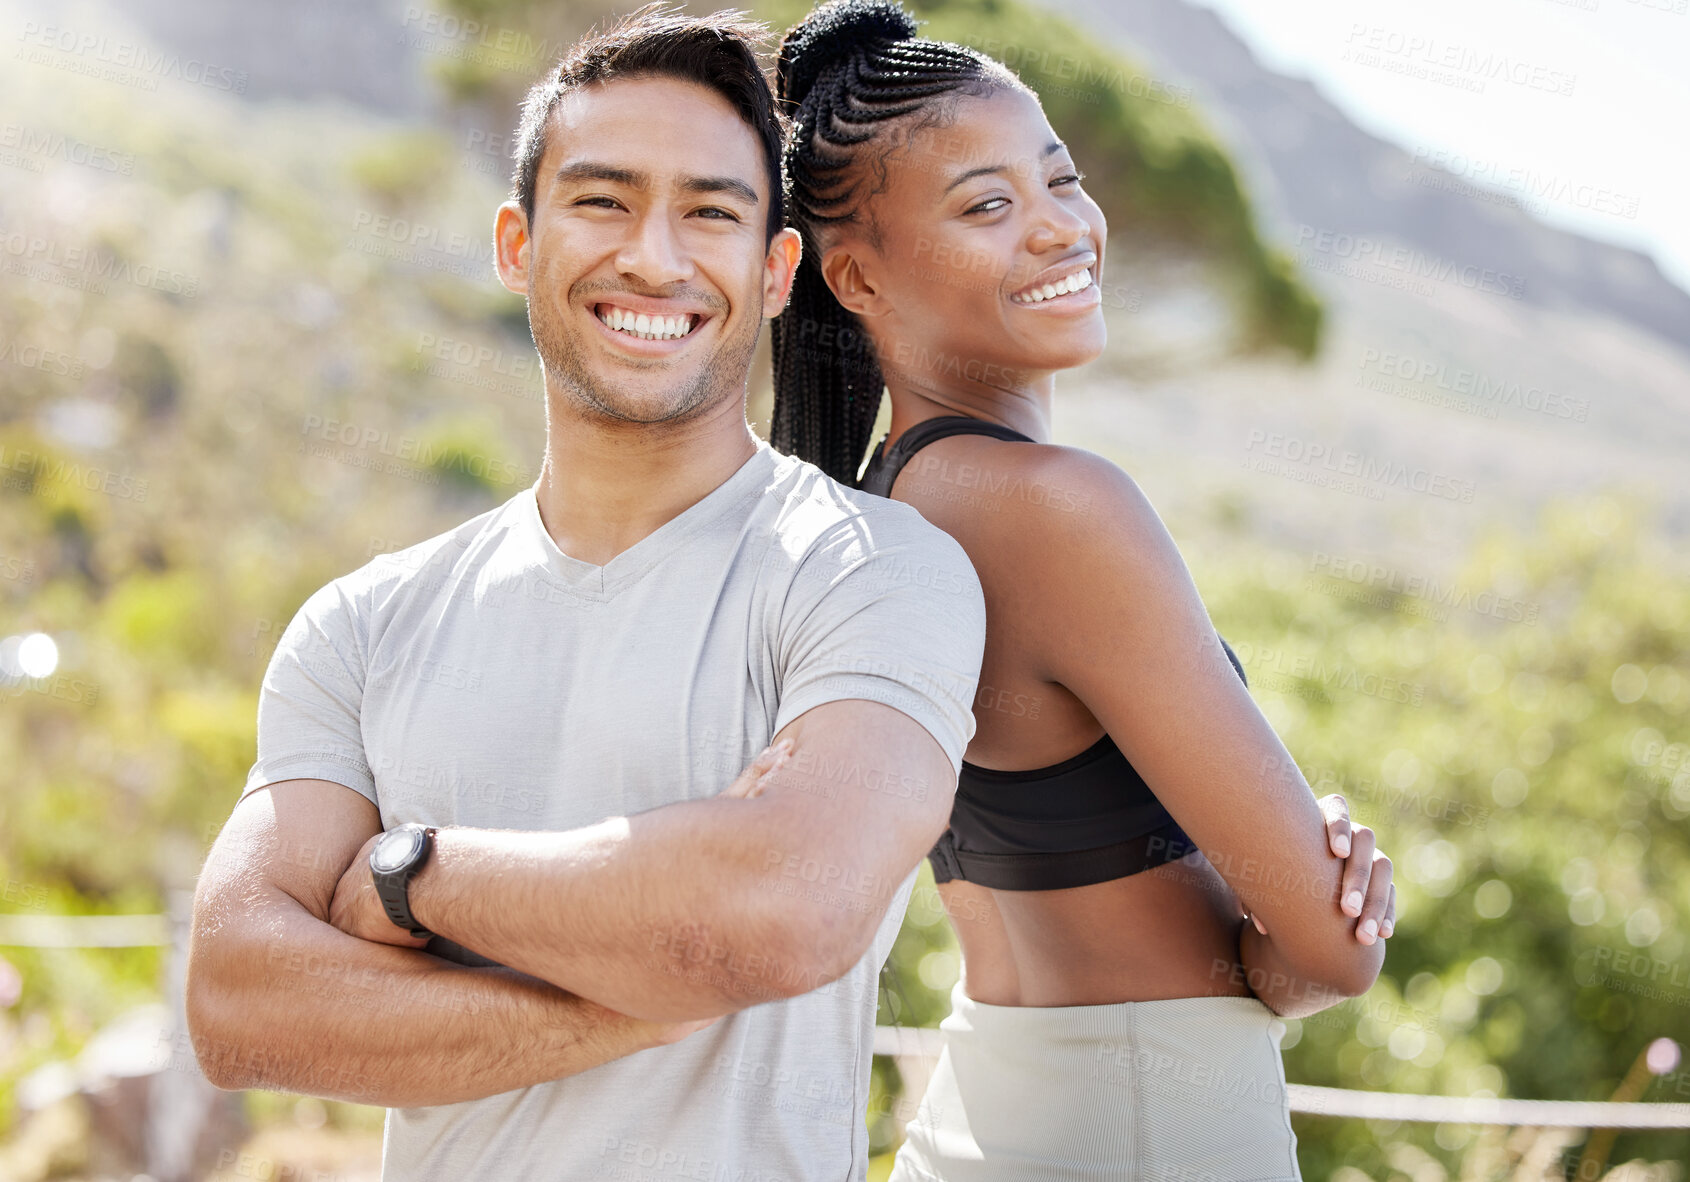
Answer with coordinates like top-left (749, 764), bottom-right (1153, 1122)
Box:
top-left (885, 430), bottom-right (1256, 1006)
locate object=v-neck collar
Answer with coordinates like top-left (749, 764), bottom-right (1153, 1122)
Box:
top-left (515, 439), bottom-right (776, 600)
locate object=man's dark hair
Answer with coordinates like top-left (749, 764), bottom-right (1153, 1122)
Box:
top-left (511, 4), bottom-right (785, 243)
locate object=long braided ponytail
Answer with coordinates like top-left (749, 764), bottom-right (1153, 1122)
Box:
top-left (770, 0), bottom-right (1004, 485)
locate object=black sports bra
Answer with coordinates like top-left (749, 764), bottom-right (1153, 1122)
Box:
top-left (859, 415), bottom-right (1248, 892)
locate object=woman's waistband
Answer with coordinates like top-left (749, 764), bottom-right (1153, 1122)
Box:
top-left (942, 982), bottom-right (1286, 1043)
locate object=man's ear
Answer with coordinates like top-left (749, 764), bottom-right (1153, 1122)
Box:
top-left (820, 244), bottom-right (889, 319)
top-left (494, 201), bottom-right (531, 295)
top-left (761, 227), bottom-right (803, 318)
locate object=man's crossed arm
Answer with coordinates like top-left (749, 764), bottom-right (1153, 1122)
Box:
top-left (328, 698), bottom-right (955, 1021)
top-left (186, 698), bottom-right (956, 1102)
top-left (185, 773), bottom-right (719, 1107)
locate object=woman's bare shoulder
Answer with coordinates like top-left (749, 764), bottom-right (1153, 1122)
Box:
top-left (890, 435), bottom-right (1175, 601)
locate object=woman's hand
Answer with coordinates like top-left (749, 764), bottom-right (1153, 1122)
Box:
top-left (1317, 793), bottom-right (1395, 945)
top-left (1243, 793), bottom-right (1397, 947)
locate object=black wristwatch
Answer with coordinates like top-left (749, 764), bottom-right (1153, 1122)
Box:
top-left (369, 823), bottom-right (437, 938)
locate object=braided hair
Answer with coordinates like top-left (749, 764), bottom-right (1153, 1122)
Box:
top-left (770, 0), bottom-right (1011, 485)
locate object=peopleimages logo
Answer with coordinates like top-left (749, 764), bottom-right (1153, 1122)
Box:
top-left (1228, 641), bottom-right (1427, 706)
top-left (0, 226), bottom-right (200, 298)
top-left (299, 415), bottom-right (530, 487)
top-left (348, 212), bottom-right (495, 264)
top-left (1340, 25), bottom-right (1577, 97)
top-left (1296, 226), bottom-right (1525, 299)
top-left (0, 337), bottom-right (86, 380)
top-left (0, 443), bottom-right (149, 502)
top-left (399, 6), bottom-right (560, 61)
top-left (1308, 552), bottom-right (1540, 625)
top-left (1243, 430), bottom-right (1477, 504)
top-left (1406, 147), bottom-right (1641, 222)
top-left (1357, 348), bottom-right (1589, 422)
top-left (17, 23), bottom-right (249, 93)
top-left (951, 36), bottom-right (1193, 108)
top-left (0, 123), bottom-right (136, 176)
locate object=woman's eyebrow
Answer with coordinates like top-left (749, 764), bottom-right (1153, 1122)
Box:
top-left (941, 141), bottom-right (1068, 194)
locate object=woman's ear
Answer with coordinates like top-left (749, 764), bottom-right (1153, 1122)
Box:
top-left (820, 244), bottom-right (890, 319)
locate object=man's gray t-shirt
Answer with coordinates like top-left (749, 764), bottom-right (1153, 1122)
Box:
top-left (240, 438), bottom-right (986, 1181)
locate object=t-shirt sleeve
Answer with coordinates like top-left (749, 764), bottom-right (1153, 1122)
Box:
top-left (240, 578), bottom-right (378, 806)
top-left (772, 508), bottom-right (986, 777)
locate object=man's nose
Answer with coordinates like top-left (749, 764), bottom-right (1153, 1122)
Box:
top-left (615, 212), bottom-right (694, 288)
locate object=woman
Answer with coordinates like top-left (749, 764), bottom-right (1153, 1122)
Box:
top-left (766, 4), bottom-right (1398, 1179)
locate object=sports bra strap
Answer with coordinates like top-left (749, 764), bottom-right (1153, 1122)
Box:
top-left (859, 415), bottom-right (1035, 497)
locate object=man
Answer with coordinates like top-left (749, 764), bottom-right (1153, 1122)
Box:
top-left (185, 8), bottom-right (986, 1180)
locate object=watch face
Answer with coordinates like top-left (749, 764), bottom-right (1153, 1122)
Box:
top-left (372, 826), bottom-right (424, 874)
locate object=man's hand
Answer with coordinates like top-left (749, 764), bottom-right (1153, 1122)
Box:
top-left (715, 739), bottom-right (792, 801)
top-left (328, 834), bottom-right (432, 949)
top-left (611, 1006), bottom-right (723, 1049)
top-left (1242, 794), bottom-right (1397, 946)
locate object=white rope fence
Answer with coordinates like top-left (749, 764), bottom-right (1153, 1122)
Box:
top-left (9, 918), bottom-right (1688, 1131)
top-left (1280, 1084), bottom-right (1690, 1128)
top-left (0, 913), bottom-right (171, 947)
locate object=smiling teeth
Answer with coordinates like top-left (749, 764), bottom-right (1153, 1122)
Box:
top-left (1012, 269), bottom-right (1092, 304)
top-left (598, 306), bottom-right (697, 340)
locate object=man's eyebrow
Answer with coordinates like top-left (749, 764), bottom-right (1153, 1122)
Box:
top-left (941, 141), bottom-right (1068, 195)
top-left (553, 160), bottom-right (648, 189)
top-left (551, 161), bottom-right (758, 207)
top-left (678, 173), bottom-right (759, 206)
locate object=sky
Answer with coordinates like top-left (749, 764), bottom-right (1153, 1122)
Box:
top-left (1190, 0), bottom-right (1690, 296)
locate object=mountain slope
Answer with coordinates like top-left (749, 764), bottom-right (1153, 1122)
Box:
top-left (1053, 0), bottom-right (1690, 353)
